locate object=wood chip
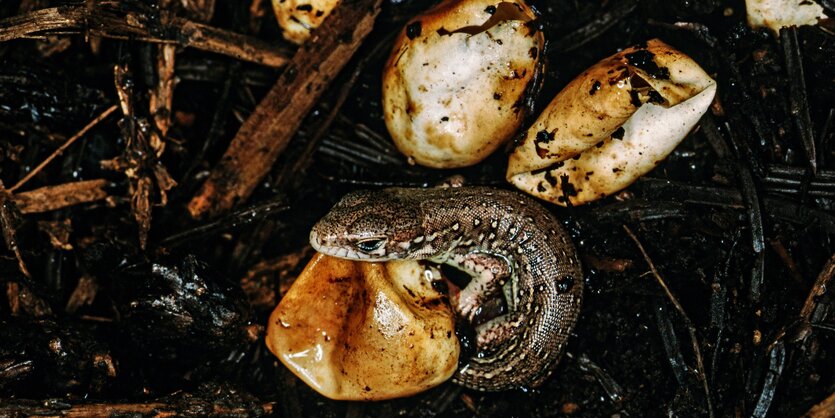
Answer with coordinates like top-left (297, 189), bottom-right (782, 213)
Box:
top-left (13, 179), bottom-right (109, 214)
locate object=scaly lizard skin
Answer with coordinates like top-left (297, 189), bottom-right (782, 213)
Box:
top-left (309, 186), bottom-right (582, 391)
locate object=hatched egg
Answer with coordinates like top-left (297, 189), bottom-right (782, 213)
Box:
top-left (507, 39), bottom-right (717, 206)
top-left (271, 0), bottom-right (338, 44)
top-left (382, 0), bottom-right (544, 168)
top-left (265, 253), bottom-right (459, 400)
top-left (745, 0), bottom-right (826, 35)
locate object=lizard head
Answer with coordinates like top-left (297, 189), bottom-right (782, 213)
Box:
top-left (310, 189), bottom-right (425, 261)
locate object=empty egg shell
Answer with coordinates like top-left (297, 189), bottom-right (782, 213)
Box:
top-left (507, 39), bottom-right (717, 206)
top-left (746, 0), bottom-right (826, 35)
top-left (265, 253), bottom-right (459, 401)
top-left (271, 0), bottom-right (338, 44)
top-left (382, 0), bottom-right (544, 168)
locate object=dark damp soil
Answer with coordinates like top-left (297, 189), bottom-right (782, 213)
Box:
top-left (0, 0), bottom-right (833, 416)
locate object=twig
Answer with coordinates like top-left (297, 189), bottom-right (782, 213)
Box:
top-left (9, 105), bottom-right (118, 193)
top-left (589, 199), bottom-right (689, 223)
top-left (800, 253), bottom-right (835, 322)
top-left (623, 224), bottom-right (715, 418)
top-left (150, 44), bottom-right (176, 138)
top-left (0, 399), bottom-right (274, 417)
top-left (0, 5), bottom-right (291, 68)
top-left (12, 179), bottom-right (110, 214)
top-left (188, 0), bottom-right (384, 218)
top-left (0, 182), bottom-right (30, 278)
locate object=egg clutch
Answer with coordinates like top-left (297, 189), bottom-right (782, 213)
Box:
top-left (266, 0), bottom-right (716, 401)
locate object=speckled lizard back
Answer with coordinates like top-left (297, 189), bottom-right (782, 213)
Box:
top-left (310, 186), bottom-right (583, 391)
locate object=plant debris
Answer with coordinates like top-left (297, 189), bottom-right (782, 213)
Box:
top-left (0, 0), bottom-right (833, 416)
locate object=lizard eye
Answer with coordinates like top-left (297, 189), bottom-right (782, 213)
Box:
top-left (356, 238), bottom-right (385, 253)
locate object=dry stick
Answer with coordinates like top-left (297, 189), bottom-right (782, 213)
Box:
top-left (12, 179), bottom-right (110, 214)
top-left (623, 225), bottom-right (715, 418)
top-left (800, 252), bottom-right (835, 322)
top-left (0, 6), bottom-right (290, 68)
top-left (0, 106), bottom-right (115, 278)
top-left (0, 183), bottom-right (30, 279)
top-left (174, 16), bottom-right (289, 67)
top-left (188, 0), bottom-right (383, 218)
top-left (0, 400), bottom-right (275, 417)
top-left (9, 105), bottom-right (118, 193)
top-left (150, 44), bottom-right (176, 137)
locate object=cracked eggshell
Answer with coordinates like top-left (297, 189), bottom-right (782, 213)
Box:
top-left (271, 0), bottom-right (338, 44)
top-left (746, 0), bottom-right (827, 35)
top-left (265, 253), bottom-right (459, 401)
top-left (383, 0), bottom-right (544, 168)
top-left (507, 39), bottom-right (717, 206)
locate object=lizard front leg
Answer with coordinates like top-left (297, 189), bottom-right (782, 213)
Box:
top-left (446, 251), bottom-right (513, 323)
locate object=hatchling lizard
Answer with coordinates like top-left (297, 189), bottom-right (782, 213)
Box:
top-left (310, 186), bottom-right (582, 391)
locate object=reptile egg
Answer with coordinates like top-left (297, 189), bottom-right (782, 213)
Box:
top-left (745, 0), bottom-right (826, 35)
top-left (382, 0), bottom-right (544, 168)
top-left (265, 253), bottom-right (459, 400)
top-left (507, 39), bottom-right (717, 206)
top-left (271, 0), bottom-right (338, 44)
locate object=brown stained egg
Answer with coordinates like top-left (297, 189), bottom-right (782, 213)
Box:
top-left (265, 253), bottom-right (459, 400)
top-left (271, 0), bottom-right (338, 44)
top-left (383, 0), bottom-right (544, 168)
top-left (507, 39), bottom-right (717, 206)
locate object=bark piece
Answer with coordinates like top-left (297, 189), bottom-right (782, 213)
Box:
top-left (13, 179), bottom-right (109, 214)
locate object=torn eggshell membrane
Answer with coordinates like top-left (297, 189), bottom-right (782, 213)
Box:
top-left (383, 0), bottom-right (544, 168)
top-left (507, 39), bottom-right (717, 206)
top-left (265, 253), bottom-right (459, 401)
top-left (271, 0), bottom-right (338, 44)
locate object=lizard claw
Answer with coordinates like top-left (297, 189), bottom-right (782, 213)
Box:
top-left (454, 288), bottom-right (481, 323)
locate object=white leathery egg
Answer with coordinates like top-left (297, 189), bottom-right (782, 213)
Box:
top-left (507, 39), bottom-right (717, 206)
top-left (265, 253), bottom-right (458, 400)
top-left (745, 0), bottom-right (826, 35)
top-left (383, 0), bottom-right (544, 168)
top-left (271, 0), bottom-right (338, 44)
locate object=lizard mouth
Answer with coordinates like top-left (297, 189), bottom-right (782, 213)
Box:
top-left (316, 246), bottom-right (373, 260)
